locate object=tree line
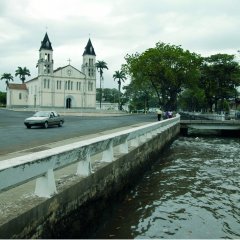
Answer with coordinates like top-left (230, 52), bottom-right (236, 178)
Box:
top-left (95, 60), bottom-right (126, 110)
top-left (96, 42), bottom-right (240, 113)
top-left (122, 42), bottom-right (240, 113)
top-left (1, 67), bottom-right (31, 86)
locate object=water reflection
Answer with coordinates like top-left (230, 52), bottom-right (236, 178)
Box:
top-left (89, 136), bottom-right (240, 239)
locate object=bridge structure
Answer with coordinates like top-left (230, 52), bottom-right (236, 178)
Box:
top-left (0, 115), bottom-right (180, 239)
top-left (180, 119), bottom-right (240, 135)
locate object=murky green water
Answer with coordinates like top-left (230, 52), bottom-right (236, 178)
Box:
top-left (89, 136), bottom-right (240, 239)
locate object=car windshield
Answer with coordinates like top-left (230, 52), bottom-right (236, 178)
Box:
top-left (33, 111), bottom-right (50, 117)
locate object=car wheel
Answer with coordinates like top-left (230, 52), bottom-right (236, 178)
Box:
top-left (44, 121), bottom-right (48, 129)
top-left (26, 125), bottom-right (31, 129)
top-left (58, 121), bottom-right (63, 127)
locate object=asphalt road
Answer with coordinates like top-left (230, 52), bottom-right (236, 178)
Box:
top-left (0, 109), bottom-right (156, 156)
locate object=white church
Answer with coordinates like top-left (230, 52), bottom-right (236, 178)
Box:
top-left (7, 33), bottom-right (97, 109)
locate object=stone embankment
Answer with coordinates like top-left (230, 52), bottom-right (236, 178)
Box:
top-left (0, 116), bottom-right (180, 238)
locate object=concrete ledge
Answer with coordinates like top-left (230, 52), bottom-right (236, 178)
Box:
top-left (0, 123), bottom-right (180, 238)
top-left (5, 107), bottom-right (129, 116)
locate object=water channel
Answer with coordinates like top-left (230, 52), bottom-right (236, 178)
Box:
top-left (71, 133), bottom-right (240, 239)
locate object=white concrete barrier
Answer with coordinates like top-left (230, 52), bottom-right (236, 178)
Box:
top-left (184, 112), bottom-right (225, 121)
top-left (0, 115), bottom-right (180, 198)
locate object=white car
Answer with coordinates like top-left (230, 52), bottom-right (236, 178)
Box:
top-left (24, 111), bottom-right (64, 129)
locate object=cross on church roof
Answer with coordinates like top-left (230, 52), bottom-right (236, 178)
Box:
top-left (67, 58), bottom-right (71, 65)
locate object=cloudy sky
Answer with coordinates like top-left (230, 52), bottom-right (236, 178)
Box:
top-left (0, 0), bottom-right (240, 92)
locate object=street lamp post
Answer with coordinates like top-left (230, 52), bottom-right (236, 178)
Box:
top-left (97, 70), bottom-right (103, 109)
top-left (99, 75), bottom-right (103, 109)
top-left (99, 77), bottom-right (101, 109)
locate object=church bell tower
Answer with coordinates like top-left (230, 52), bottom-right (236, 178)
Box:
top-left (37, 33), bottom-right (54, 76)
top-left (82, 39), bottom-right (96, 80)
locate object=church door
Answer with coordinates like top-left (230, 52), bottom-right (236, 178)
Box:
top-left (66, 98), bottom-right (72, 109)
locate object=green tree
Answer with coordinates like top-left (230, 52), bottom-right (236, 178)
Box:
top-left (0, 91), bottom-right (6, 106)
top-left (200, 54), bottom-right (240, 112)
top-left (113, 70), bottom-right (127, 110)
top-left (1, 73), bottom-right (14, 87)
top-left (179, 87), bottom-right (206, 112)
top-left (15, 66), bottom-right (31, 83)
top-left (123, 82), bottom-right (158, 113)
top-left (124, 42), bottom-right (202, 111)
top-left (95, 61), bottom-right (108, 108)
top-left (96, 88), bottom-right (119, 103)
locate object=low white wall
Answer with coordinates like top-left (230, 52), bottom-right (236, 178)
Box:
top-left (0, 115), bottom-right (180, 198)
top-left (184, 112), bottom-right (225, 121)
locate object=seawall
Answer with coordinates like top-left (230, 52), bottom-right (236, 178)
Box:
top-left (0, 120), bottom-right (179, 238)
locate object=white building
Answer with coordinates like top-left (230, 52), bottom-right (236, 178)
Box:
top-left (7, 33), bottom-right (97, 109)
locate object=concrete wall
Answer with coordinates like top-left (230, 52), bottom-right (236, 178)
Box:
top-left (7, 89), bottom-right (28, 107)
top-left (0, 123), bottom-right (179, 239)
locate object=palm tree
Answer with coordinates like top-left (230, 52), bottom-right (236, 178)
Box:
top-left (15, 67), bottom-right (31, 83)
top-left (95, 60), bottom-right (108, 109)
top-left (1, 73), bottom-right (14, 87)
top-left (113, 70), bottom-right (126, 110)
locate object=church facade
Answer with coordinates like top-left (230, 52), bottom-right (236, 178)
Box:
top-left (7, 33), bottom-right (97, 109)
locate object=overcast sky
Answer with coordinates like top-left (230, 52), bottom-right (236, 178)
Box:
top-left (0, 0), bottom-right (240, 92)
